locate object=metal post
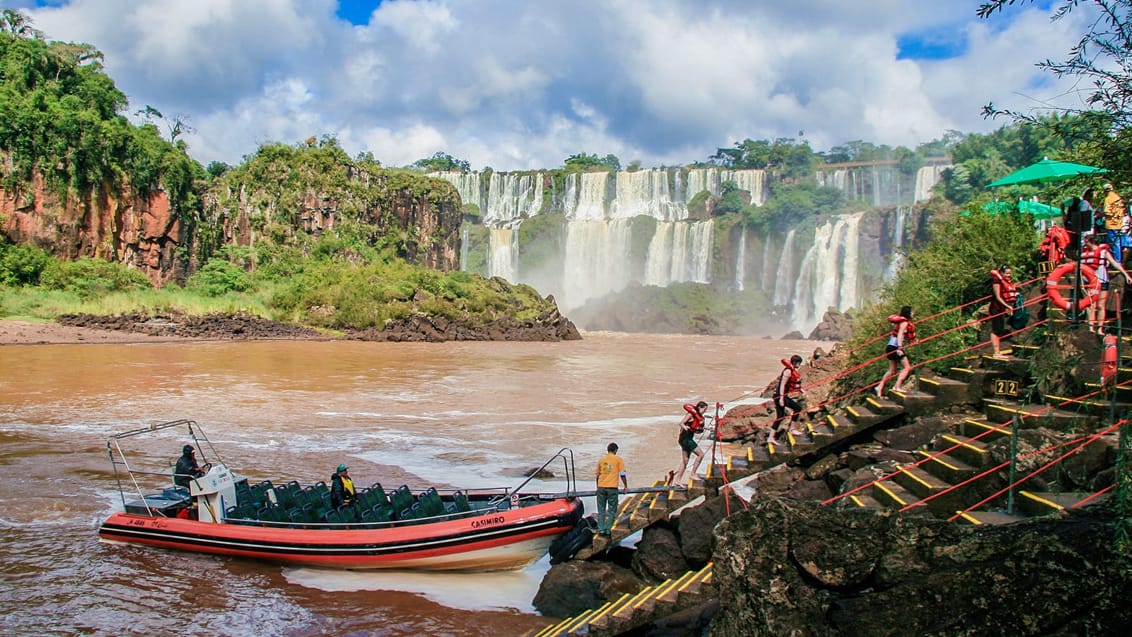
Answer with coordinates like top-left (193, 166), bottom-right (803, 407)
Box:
top-left (1116, 289), bottom-right (1132, 554)
top-left (1007, 413), bottom-right (1019, 515)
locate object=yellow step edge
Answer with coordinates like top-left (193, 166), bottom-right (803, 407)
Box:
top-left (956, 511), bottom-right (984, 525)
top-left (874, 481), bottom-right (909, 506)
top-left (588, 592), bottom-right (633, 629)
top-left (915, 450), bottom-right (962, 471)
top-left (941, 434), bottom-right (989, 455)
top-left (1019, 490), bottom-right (1065, 511)
top-left (846, 405), bottom-right (864, 419)
top-left (826, 414), bottom-right (842, 429)
top-left (705, 463), bottom-right (714, 478)
top-left (564, 606), bottom-right (605, 634)
top-left (746, 447), bottom-right (754, 462)
top-left (602, 592), bottom-right (638, 620)
top-left (849, 494), bottom-right (868, 508)
top-left (678, 564), bottom-right (711, 593)
top-left (898, 466), bottom-right (934, 490)
top-left (864, 396), bottom-right (885, 411)
top-left (533, 620), bottom-right (565, 637)
top-left (661, 570), bottom-right (698, 600)
top-left (650, 575), bottom-right (686, 600)
top-left (629, 585), bottom-right (659, 610)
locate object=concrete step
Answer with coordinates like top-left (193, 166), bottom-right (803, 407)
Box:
top-left (1084, 381), bottom-right (1132, 402)
top-left (914, 449), bottom-right (980, 483)
top-left (1043, 393), bottom-right (1132, 417)
top-left (845, 403), bottom-right (889, 427)
top-left (871, 479), bottom-right (923, 512)
top-left (959, 417), bottom-right (1014, 442)
top-left (890, 464), bottom-right (953, 502)
top-left (1018, 490), bottom-right (1108, 516)
top-left (946, 366), bottom-right (1005, 398)
top-left (836, 491), bottom-right (885, 511)
top-left (982, 399), bottom-right (1095, 431)
top-left (864, 394), bottom-right (903, 415)
top-left (954, 510), bottom-right (1031, 525)
top-left (886, 388), bottom-right (937, 416)
top-left (937, 433), bottom-right (993, 468)
top-left (918, 373), bottom-right (975, 403)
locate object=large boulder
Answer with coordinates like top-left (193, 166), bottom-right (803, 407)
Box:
top-left (709, 498), bottom-right (1132, 636)
top-left (532, 560), bottom-right (644, 618)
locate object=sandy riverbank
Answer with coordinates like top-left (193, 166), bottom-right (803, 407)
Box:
top-left (0, 319), bottom-right (190, 345)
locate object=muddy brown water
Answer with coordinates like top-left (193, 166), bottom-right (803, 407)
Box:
top-left (0, 332), bottom-right (829, 636)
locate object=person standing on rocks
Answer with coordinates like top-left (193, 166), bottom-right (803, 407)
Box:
top-left (594, 443), bottom-right (627, 537)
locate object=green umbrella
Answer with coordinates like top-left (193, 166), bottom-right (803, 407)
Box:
top-left (977, 199), bottom-right (1061, 219)
top-left (987, 158), bottom-right (1107, 187)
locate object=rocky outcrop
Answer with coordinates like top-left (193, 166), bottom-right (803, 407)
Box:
top-left (806, 308), bottom-right (854, 341)
top-left (350, 309), bottom-right (581, 342)
top-left (55, 307), bottom-right (581, 343)
top-left (1, 173), bottom-right (183, 286)
top-left (710, 499), bottom-right (1132, 636)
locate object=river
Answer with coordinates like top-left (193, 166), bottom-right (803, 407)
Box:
top-left (0, 332), bottom-right (829, 636)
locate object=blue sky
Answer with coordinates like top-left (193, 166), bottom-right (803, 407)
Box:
top-left (10, 0), bottom-right (1097, 171)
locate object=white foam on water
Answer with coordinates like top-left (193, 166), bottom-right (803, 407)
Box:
top-left (282, 556), bottom-right (553, 613)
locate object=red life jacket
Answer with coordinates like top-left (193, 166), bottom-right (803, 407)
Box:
top-left (1039, 226), bottom-right (1070, 264)
top-left (1081, 244), bottom-right (1108, 270)
top-left (989, 269), bottom-right (1018, 310)
top-left (682, 403), bottom-right (706, 433)
top-left (775, 359), bottom-right (802, 396)
top-left (887, 315), bottom-right (916, 343)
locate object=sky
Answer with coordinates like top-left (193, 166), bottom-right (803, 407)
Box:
top-left (8, 0), bottom-right (1096, 171)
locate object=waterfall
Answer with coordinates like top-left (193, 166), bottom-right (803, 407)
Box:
top-left (644, 220), bottom-right (714, 286)
top-left (735, 225), bottom-right (747, 291)
top-left (562, 219), bottom-right (634, 310)
top-left (432, 171), bottom-right (482, 213)
top-left (772, 229), bottom-right (796, 306)
top-left (884, 206), bottom-right (909, 281)
top-left (488, 227), bottom-right (518, 282)
top-left (460, 224), bottom-right (469, 271)
top-left (913, 164), bottom-right (950, 202)
top-left (790, 214), bottom-right (862, 335)
top-left (612, 169), bottom-right (682, 220)
top-left (564, 172), bottom-right (610, 221)
top-left (484, 172), bottom-right (543, 226)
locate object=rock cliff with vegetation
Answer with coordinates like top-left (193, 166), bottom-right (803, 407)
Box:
top-left (0, 14), bottom-right (574, 340)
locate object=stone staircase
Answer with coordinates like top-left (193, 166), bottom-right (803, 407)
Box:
top-left (531, 562), bottom-right (715, 637)
top-left (838, 345), bottom-right (1120, 524)
top-left (534, 335), bottom-right (1126, 635)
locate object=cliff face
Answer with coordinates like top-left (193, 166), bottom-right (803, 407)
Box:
top-left (2, 169), bottom-right (463, 284)
top-left (1, 174), bottom-right (183, 285)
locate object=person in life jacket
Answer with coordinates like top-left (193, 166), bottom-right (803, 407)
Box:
top-left (330, 464), bottom-right (356, 509)
top-left (1082, 233), bottom-right (1131, 335)
top-left (767, 354), bottom-right (805, 446)
top-left (876, 306), bottom-right (915, 396)
top-left (668, 400), bottom-right (708, 488)
top-left (1039, 225), bottom-right (1070, 265)
top-left (988, 267), bottom-right (1019, 358)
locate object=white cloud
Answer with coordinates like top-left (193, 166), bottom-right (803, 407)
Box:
top-left (19, 0), bottom-right (1101, 170)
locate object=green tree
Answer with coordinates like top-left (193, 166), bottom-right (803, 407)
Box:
top-left (412, 151), bottom-right (471, 173)
top-left (563, 153), bottom-right (619, 172)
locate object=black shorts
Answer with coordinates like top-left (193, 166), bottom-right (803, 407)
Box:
top-left (990, 313), bottom-right (1009, 337)
top-left (885, 344), bottom-right (906, 361)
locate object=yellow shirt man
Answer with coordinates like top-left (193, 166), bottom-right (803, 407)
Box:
top-left (1103, 184), bottom-right (1125, 231)
top-left (595, 443), bottom-right (627, 536)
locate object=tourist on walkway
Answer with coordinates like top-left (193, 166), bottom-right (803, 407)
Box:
top-left (1102, 183), bottom-right (1127, 263)
top-left (669, 401), bottom-right (708, 487)
top-left (988, 267), bottom-right (1019, 359)
top-left (1082, 233), bottom-right (1130, 334)
top-left (769, 355), bottom-right (805, 445)
top-left (594, 442), bottom-right (627, 537)
top-left (876, 307), bottom-right (915, 394)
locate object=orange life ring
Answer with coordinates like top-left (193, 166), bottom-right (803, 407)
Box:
top-left (1045, 262), bottom-right (1100, 311)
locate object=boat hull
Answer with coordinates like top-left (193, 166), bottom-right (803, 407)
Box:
top-left (99, 497), bottom-right (583, 571)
